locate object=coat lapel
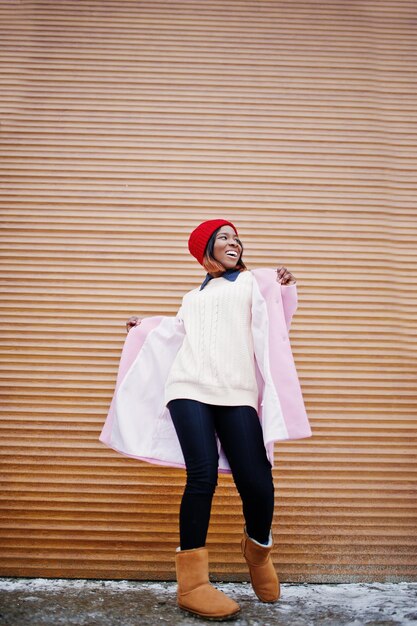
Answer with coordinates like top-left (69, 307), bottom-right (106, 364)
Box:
top-left (251, 268), bottom-right (312, 441)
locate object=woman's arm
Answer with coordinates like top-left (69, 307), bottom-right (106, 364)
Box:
top-left (276, 266), bottom-right (298, 330)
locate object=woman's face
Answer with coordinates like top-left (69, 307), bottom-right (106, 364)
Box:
top-left (213, 226), bottom-right (242, 270)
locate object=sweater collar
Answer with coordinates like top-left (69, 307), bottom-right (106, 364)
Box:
top-left (199, 267), bottom-right (241, 291)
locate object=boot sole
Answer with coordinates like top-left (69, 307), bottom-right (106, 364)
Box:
top-left (178, 603), bottom-right (241, 621)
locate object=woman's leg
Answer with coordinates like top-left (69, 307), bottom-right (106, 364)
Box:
top-left (167, 399), bottom-right (219, 550)
top-left (213, 404), bottom-right (275, 545)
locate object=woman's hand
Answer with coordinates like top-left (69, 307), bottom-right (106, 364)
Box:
top-left (126, 316), bottom-right (142, 333)
top-left (276, 266), bottom-right (296, 285)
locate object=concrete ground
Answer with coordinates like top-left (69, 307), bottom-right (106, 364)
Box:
top-left (0, 578), bottom-right (416, 626)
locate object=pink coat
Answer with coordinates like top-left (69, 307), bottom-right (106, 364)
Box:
top-left (99, 268), bottom-right (312, 474)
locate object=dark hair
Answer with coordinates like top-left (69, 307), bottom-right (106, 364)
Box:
top-left (202, 226), bottom-right (247, 274)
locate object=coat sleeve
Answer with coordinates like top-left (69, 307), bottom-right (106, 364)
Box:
top-left (280, 283), bottom-right (298, 331)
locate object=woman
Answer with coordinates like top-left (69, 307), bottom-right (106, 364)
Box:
top-left (100, 218), bottom-right (312, 621)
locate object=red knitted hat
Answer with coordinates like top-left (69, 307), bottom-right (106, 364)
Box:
top-left (188, 219), bottom-right (239, 266)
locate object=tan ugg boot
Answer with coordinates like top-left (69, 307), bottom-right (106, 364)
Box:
top-left (241, 525), bottom-right (280, 602)
top-left (175, 546), bottom-right (241, 620)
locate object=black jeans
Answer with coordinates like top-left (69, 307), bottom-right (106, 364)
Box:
top-left (167, 398), bottom-right (275, 550)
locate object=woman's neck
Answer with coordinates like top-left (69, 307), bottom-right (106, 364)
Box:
top-left (210, 267), bottom-right (244, 278)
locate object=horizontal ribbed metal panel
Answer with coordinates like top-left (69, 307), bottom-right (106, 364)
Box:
top-left (0, 0), bottom-right (416, 582)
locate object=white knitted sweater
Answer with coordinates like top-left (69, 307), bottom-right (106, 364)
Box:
top-left (164, 269), bottom-right (259, 409)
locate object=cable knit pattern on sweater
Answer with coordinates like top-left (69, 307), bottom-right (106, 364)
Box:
top-left (164, 270), bottom-right (259, 409)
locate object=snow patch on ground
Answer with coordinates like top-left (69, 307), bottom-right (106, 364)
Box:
top-left (0, 578), bottom-right (416, 626)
